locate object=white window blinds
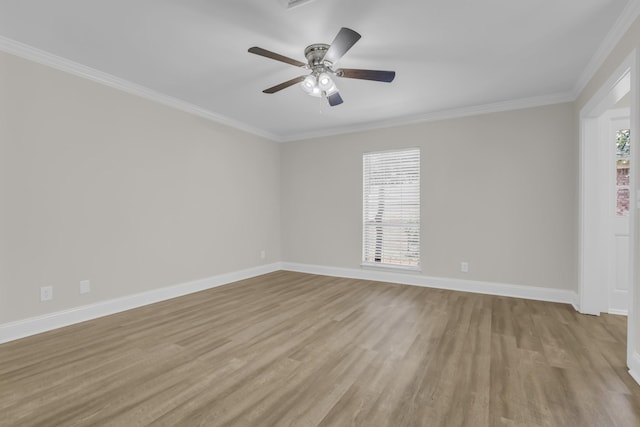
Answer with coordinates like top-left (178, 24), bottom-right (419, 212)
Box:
top-left (363, 148), bottom-right (420, 269)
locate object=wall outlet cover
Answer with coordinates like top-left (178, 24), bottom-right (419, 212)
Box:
top-left (80, 280), bottom-right (91, 294)
top-left (40, 286), bottom-right (53, 301)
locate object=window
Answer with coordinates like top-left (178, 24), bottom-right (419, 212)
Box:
top-left (363, 148), bottom-right (420, 269)
top-left (616, 128), bottom-right (631, 216)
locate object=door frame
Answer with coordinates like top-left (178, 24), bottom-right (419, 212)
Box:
top-left (606, 109), bottom-right (631, 315)
top-left (579, 48), bottom-right (639, 374)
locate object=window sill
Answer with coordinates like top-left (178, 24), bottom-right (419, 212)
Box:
top-left (360, 262), bottom-right (422, 274)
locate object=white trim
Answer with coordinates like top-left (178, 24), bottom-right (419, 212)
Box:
top-left (629, 352), bottom-right (640, 386)
top-left (0, 34), bottom-right (574, 144)
top-left (627, 47), bottom-right (640, 375)
top-left (360, 263), bottom-right (422, 273)
top-left (574, 0), bottom-right (640, 98)
top-left (1, 0), bottom-right (637, 145)
top-left (0, 263), bottom-right (281, 344)
top-left (0, 36), bottom-right (280, 142)
top-left (579, 48), bottom-right (639, 373)
top-left (280, 92), bottom-right (575, 142)
top-left (0, 262), bottom-right (584, 345)
top-left (579, 53), bottom-right (635, 316)
top-left (281, 262), bottom-right (579, 306)
top-left (580, 64), bottom-right (631, 119)
top-left (608, 308), bottom-right (629, 316)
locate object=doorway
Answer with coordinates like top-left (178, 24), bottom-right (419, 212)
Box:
top-left (579, 49), bottom-right (638, 376)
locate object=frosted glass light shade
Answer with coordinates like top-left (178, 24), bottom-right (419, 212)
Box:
top-left (301, 75), bottom-right (317, 93)
top-left (317, 72), bottom-right (333, 91)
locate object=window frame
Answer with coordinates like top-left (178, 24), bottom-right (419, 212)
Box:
top-left (362, 147), bottom-right (421, 271)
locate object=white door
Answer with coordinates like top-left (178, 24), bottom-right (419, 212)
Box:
top-left (607, 109), bottom-right (630, 314)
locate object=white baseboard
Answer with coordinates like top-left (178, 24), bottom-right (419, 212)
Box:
top-left (0, 263), bottom-right (281, 344)
top-left (280, 262), bottom-right (579, 306)
top-left (0, 262), bottom-right (581, 345)
top-left (609, 308), bottom-right (629, 316)
top-left (628, 352), bottom-right (640, 387)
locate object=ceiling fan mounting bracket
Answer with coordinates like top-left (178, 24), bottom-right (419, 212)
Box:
top-left (304, 43), bottom-right (333, 71)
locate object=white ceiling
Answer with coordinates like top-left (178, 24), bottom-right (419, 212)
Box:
top-left (0, 0), bottom-right (635, 141)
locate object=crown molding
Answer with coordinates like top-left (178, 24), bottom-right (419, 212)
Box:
top-left (0, 34), bottom-right (576, 144)
top-left (0, 35), bottom-right (281, 142)
top-left (2, 0), bottom-right (633, 146)
top-left (279, 91), bottom-right (575, 142)
top-left (573, 0), bottom-right (640, 98)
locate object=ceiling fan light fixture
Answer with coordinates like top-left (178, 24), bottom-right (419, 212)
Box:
top-left (310, 86), bottom-right (322, 97)
top-left (301, 74), bottom-right (317, 94)
top-left (317, 72), bottom-right (333, 91)
top-left (249, 27), bottom-right (395, 107)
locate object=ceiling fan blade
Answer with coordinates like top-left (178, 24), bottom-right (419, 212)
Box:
top-left (323, 28), bottom-right (361, 65)
top-left (336, 68), bottom-right (396, 82)
top-left (263, 76), bottom-right (307, 94)
top-left (248, 47), bottom-right (306, 67)
top-left (327, 92), bottom-right (344, 106)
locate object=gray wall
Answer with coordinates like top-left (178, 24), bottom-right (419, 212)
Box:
top-left (281, 103), bottom-right (577, 290)
top-left (8, 19), bottom-right (629, 325)
top-left (0, 52), bottom-right (281, 323)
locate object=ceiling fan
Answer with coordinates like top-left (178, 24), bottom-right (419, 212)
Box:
top-left (248, 27), bottom-right (395, 106)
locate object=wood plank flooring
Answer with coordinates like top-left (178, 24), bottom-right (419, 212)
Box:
top-left (1, 271), bottom-right (640, 426)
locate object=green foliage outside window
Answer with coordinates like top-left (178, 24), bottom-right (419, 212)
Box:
top-left (617, 129), bottom-right (630, 157)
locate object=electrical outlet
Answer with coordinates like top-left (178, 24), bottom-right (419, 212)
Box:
top-left (40, 286), bottom-right (53, 302)
top-left (260, 250), bottom-right (266, 259)
top-left (80, 280), bottom-right (91, 294)
top-left (461, 262), bottom-right (469, 273)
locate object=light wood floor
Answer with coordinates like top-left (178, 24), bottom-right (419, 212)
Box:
top-left (1, 271), bottom-right (640, 426)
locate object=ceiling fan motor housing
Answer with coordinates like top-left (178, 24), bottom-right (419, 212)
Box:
top-left (304, 43), bottom-right (333, 73)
